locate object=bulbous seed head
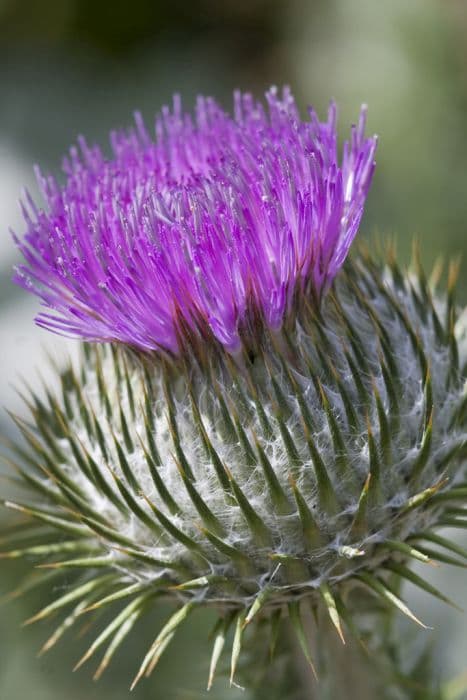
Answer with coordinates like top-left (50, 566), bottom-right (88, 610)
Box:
top-left (4, 88), bottom-right (467, 690)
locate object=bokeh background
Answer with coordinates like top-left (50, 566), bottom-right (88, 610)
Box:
top-left (1, 1), bottom-right (467, 698)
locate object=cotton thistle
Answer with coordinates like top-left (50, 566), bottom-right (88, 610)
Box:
top-left (3, 88), bottom-right (467, 698)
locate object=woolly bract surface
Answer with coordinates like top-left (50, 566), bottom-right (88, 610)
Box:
top-left (3, 252), bottom-right (467, 687)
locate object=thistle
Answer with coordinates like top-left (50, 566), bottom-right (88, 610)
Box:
top-left (3, 88), bottom-right (467, 699)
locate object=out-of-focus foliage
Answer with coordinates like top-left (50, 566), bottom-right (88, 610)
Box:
top-left (0, 0), bottom-right (281, 56)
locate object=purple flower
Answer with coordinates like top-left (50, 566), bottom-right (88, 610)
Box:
top-left (13, 87), bottom-right (377, 353)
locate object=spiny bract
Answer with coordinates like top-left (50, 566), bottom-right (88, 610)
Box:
top-left (3, 249), bottom-right (467, 690)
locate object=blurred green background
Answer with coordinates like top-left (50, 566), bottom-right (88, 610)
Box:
top-left (1, 1), bottom-right (467, 698)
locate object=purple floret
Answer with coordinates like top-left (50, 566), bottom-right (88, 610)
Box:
top-left (13, 87), bottom-right (377, 353)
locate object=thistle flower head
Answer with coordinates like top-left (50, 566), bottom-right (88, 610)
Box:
top-left (3, 89), bottom-right (467, 694)
top-left (13, 87), bottom-right (376, 352)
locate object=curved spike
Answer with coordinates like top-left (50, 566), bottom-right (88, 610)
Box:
top-left (207, 613), bottom-right (235, 691)
top-left (319, 583), bottom-right (345, 644)
top-left (83, 582), bottom-right (154, 613)
top-left (402, 478), bottom-right (447, 512)
top-left (131, 602), bottom-right (195, 690)
top-left (74, 593), bottom-right (152, 672)
top-left (141, 494), bottom-right (204, 553)
top-left (350, 474), bottom-right (371, 536)
top-left (39, 598), bottom-right (91, 657)
top-left (288, 601), bottom-right (318, 680)
top-left (137, 436), bottom-right (180, 515)
top-left (317, 380), bottom-right (349, 480)
top-left (0, 540), bottom-right (97, 560)
top-left (3, 501), bottom-right (89, 538)
top-left (269, 607), bottom-right (282, 660)
top-left (187, 389), bottom-right (232, 494)
top-left (244, 585), bottom-right (274, 627)
top-left (175, 457), bottom-right (225, 536)
top-left (301, 423), bottom-right (339, 514)
top-left (112, 434), bottom-right (141, 493)
top-left (37, 556), bottom-right (119, 570)
top-left (334, 593), bottom-right (368, 653)
top-left (290, 476), bottom-right (322, 548)
top-left (411, 409), bottom-right (434, 484)
top-left (24, 574), bottom-right (118, 626)
top-left (230, 609), bottom-right (247, 688)
top-left (93, 608), bottom-right (143, 681)
top-left (356, 572), bottom-right (429, 629)
top-left (253, 433), bottom-right (291, 514)
top-left (200, 527), bottom-right (250, 568)
top-left (109, 467), bottom-right (163, 536)
top-left (225, 468), bottom-right (271, 546)
top-left (385, 561), bottom-right (462, 611)
top-left (408, 544), bottom-right (467, 568)
top-left (411, 532), bottom-right (467, 561)
top-left (383, 539), bottom-right (436, 566)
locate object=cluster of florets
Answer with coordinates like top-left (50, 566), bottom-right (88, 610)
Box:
top-left (13, 87), bottom-right (376, 352)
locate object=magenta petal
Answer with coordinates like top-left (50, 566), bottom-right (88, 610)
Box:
top-left (13, 87), bottom-right (377, 353)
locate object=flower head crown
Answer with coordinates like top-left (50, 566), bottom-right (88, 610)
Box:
top-left (14, 87), bottom-right (377, 352)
